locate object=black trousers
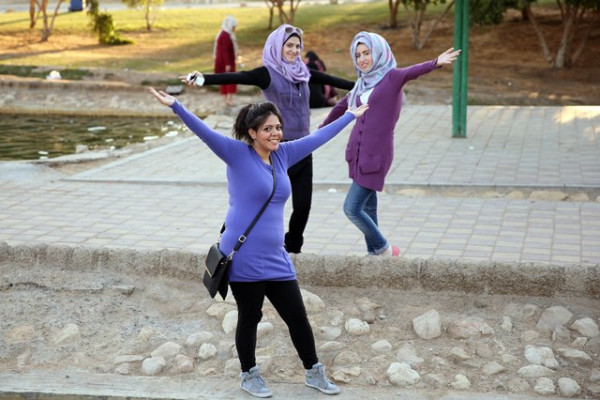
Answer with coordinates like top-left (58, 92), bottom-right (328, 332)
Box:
top-left (230, 280), bottom-right (318, 372)
top-left (285, 154), bottom-right (313, 253)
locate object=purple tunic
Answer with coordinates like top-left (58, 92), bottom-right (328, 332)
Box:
top-left (170, 100), bottom-right (355, 282)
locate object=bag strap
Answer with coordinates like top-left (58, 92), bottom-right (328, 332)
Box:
top-left (221, 154), bottom-right (277, 259)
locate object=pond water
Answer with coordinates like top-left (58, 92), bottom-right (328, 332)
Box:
top-left (0, 114), bottom-right (187, 161)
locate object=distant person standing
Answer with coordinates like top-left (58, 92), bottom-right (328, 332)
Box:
top-left (214, 15), bottom-right (238, 106)
top-left (304, 51), bottom-right (339, 108)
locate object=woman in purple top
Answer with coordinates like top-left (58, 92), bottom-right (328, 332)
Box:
top-left (321, 32), bottom-right (460, 257)
top-left (149, 87), bottom-right (368, 398)
top-left (181, 24), bottom-right (355, 255)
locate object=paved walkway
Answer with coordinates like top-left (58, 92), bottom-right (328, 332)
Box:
top-left (1, 104), bottom-right (599, 265)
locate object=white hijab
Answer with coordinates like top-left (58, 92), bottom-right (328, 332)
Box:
top-left (214, 15), bottom-right (238, 58)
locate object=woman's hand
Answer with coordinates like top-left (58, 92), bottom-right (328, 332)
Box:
top-left (436, 47), bottom-right (461, 66)
top-left (348, 104), bottom-right (369, 118)
top-left (179, 71), bottom-right (203, 86)
top-left (149, 87), bottom-right (175, 107)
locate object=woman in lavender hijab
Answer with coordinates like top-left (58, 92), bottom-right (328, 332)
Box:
top-left (321, 32), bottom-right (460, 257)
top-left (180, 24), bottom-right (355, 254)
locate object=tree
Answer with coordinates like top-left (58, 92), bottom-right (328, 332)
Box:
top-left (400, 0), bottom-right (454, 49)
top-left (32, 0), bottom-right (65, 41)
top-left (263, 0), bottom-right (302, 28)
top-left (87, 0), bottom-right (133, 45)
top-left (523, 0), bottom-right (600, 68)
top-left (122, 0), bottom-right (163, 31)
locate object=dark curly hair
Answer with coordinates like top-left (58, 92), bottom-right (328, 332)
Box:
top-left (233, 101), bottom-right (284, 144)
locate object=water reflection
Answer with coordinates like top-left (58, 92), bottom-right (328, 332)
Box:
top-left (0, 114), bottom-right (187, 161)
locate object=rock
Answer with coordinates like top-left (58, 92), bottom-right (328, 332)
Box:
top-left (222, 310), bottom-right (238, 334)
top-left (450, 374), bottom-right (471, 390)
top-left (395, 343), bottom-right (424, 367)
top-left (185, 331), bottom-right (214, 347)
top-left (529, 190), bottom-right (567, 201)
top-left (224, 358), bottom-right (241, 377)
top-left (503, 303), bottom-right (540, 322)
top-left (558, 377), bottom-right (581, 397)
top-left (113, 355), bottom-right (144, 364)
top-left (318, 326), bottom-right (342, 341)
top-left (482, 361), bottom-right (507, 376)
top-left (107, 284), bottom-right (135, 295)
top-left (344, 318), bottom-right (370, 336)
top-left (257, 322), bottom-right (273, 339)
top-left (333, 350), bottom-right (361, 366)
top-left (533, 377), bottom-right (555, 395)
top-left (331, 366), bottom-right (361, 383)
top-left (448, 346), bottom-right (471, 362)
top-left (570, 317), bottom-right (599, 338)
top-left (4, 325), bottom-right (35, 343)
top-left (371, 339), bottom-right (392, 354)
top-left (355, 297), bottom-right (380, 312)
top-left (571, 337), bottom-right (587, 348)
top-left (138, 326), bottom-right (154, 342)
top-left (447, 316), bottom-right (494, 339)
top-left (142, 356), bottom-right (166, 375)
top-left (501, 316), bottom-right (513, 332)
top-left (517, 364), bottom-right (556, 378)
top-left (206, 303), bottom-right (236, 319)
top-left (501, 353), bottom-right (519, 365)
top-left (198, 343), bottom-right (217, 360)
top-left (386, 362), bottom-right (420, 386)
top-left (537, 306), bottom-right (573, 330)
top-left (524, 345), bottom-right (559, 369)
top-left (424, 373), bottom-right (446, 388)
top-left (412, 309), bottom-right (441, 340)
top-left (174, 354), bottom-right (194, 373)
top-left (590, 368), bottom-right (600, 383)
top-left (521, 330), bottom-right (540, 341)
top-left (300, 289), bottom-right (325, 313)
top-left (151, 341), bottom-right (181, 359)
top-left (53, 323), bottom-right (80, 345)
top-left (556, 347), bottom-right (593, 366)
top-left (319, 341), bottom-right (345, 352)
top-left (475, 342), bottom-right (494, 358)
top-left (115, 363), bottom-right (131, 375)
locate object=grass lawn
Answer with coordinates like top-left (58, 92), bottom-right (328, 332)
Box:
top-left (0, 2), bottom-right (406, 77)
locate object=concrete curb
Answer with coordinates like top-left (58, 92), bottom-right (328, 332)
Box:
top-left (1, 242), bottom-right (598, 299)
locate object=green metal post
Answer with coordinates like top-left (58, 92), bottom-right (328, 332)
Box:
top-left (452, 0), bottom-right (469, 138)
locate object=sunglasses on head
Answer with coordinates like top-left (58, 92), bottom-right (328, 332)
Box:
top-left (284, 26), bottom-right (303, 36)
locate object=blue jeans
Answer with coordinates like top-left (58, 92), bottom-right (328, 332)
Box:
top-left (344, 182), bottom-right (388, 255)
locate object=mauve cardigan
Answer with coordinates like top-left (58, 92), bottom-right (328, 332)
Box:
top-left (321, 60), bottom-right (438, 192)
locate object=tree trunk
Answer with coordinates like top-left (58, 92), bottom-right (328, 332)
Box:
top-left (524, 5), bottom-right (554, 64)
top-left (571, 13), bottom-right (598, 66)
top-left (145, 1), bottom-right (152, 31)
top-left (417, 0), bottom-right (454, 50)
top-left (30, 0), bottom-right (36, 28)
top-left (555, 5), bottom-right (576, 68)
top-left (264, 0), bottom-right (274, 29)
top-left (388, 0), bottom-right (400, 29)
top-left (40, 0), bottom-right (64, 42)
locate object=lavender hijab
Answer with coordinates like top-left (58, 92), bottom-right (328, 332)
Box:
top-left (347, 32), bottom-right (397, 108)
top-left (262, 24), bottom-right (310, 84)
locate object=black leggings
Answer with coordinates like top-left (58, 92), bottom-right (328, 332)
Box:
top-left (285, 154), bottom-right (313, 253)
top-left (230, 280), bottom-right (318, 372)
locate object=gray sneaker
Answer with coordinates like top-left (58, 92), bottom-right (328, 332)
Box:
top-left (240, 366), bottom-right (272, 398)
top-left (305, 362), bottom-right (340, 395)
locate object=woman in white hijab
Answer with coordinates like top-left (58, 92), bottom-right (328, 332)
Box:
top-left (213, 15), bottom-right (238, 106)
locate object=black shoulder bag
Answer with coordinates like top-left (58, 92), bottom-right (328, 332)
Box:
top-left (203, 156), bottom-right (277, 299)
